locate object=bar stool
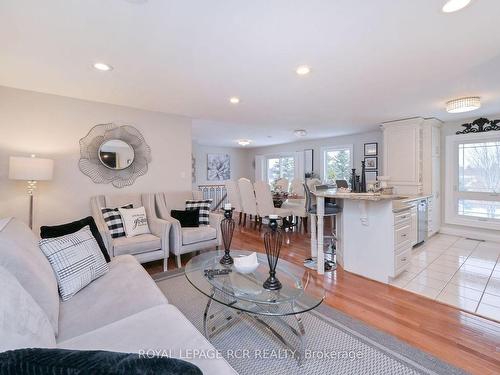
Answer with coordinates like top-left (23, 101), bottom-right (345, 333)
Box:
top-left (303, 183), bottom-right (342, 272)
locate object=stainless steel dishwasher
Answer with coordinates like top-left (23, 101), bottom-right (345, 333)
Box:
top-left (417, 199), bottom-right (428, 244)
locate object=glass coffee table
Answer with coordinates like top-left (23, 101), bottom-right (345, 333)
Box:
top-left (184, 250), bottom-right (325, 362)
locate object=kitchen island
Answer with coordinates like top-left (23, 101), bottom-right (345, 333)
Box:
top-left (311, 190), bottom-right (429, 283)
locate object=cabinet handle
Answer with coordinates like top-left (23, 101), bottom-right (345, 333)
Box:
top-left (401, 234), bottom-right (407, 238)
top-left (400, 215), bottom-right (408, 219)
top-left (401, 257), bottom-right (407, 262)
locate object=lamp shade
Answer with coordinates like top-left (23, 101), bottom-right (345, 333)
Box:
top-left (9, 156), bottom-right (54, 181)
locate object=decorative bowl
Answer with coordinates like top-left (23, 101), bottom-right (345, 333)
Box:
top-left (233, 252), bottom-right (259, 274)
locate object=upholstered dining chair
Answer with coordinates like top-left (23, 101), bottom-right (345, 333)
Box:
top-left (289, 178), bottom-right (305, 197)
top-left (275, 178), bottom-right (289, 192)
top-left (238, 178), bottom-right (258, 226)
top-left (153, 192), bottom-right (223, 268)
top-left (253, 181), bottom-right (293, 228)
top-left (91, 193), bottom-right (171, 271)
top-left (225, 180), bottom-right (243, 224)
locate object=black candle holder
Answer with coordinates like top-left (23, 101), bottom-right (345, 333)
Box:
top-left (263, 217), bottom-right (283, 291)
top-left (219, 208), bottom-right (235, 265)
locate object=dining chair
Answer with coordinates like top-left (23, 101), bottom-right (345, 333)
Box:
top-left (275, 178), bottom-right (289, 192)
top-left (237, 178), bottom-right (258, 226)
top-left (253, 181), bottom-right (292, 229)
top-left (289, 178), bottom-right (305, 196)
top-left (225, 180), bottom-right (243, 224)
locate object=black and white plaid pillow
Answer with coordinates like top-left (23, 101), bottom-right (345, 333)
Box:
top-left (39, 226), bottom-right (109, 301)
top-left (185, 199), bottom-right (212, 226)
top-left (101, 204), bottom-right (133, 238)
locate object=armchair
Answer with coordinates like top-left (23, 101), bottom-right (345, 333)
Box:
top-left (90, 193), bottom-right (171, 271)
top-left (153, 192), bottom-right (223, 268)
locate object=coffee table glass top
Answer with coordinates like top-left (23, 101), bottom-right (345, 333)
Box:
top-left (184, 250), bottom-right (324, 316)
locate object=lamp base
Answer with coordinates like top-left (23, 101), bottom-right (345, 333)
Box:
top-left (263, 275), bottom-right (282, 291)
top-left (219, 251), bottom-right (234, 265)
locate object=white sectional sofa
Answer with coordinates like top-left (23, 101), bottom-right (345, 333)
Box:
top-left (0, 217), bottom-right (237, 374)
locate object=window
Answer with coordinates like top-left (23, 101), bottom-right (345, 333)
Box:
top-left (266, 155), bottom-right (295, 184)
top-left (445, 134), bottom-right (500, 230)
top-left (320, 145), bottom-right (353, 184)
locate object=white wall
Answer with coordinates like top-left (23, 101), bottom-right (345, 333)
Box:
top-left (0, 86), bottom-right (192, 232)
top-left (192, 143), bottom-right (252, 186)
top-left (246, 130), bottom-right (383, 181)
top-left (440, 114), bottom-right (500, 241)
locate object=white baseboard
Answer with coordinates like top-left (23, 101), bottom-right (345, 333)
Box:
top-left (439, 225), bottom-right (500, 243)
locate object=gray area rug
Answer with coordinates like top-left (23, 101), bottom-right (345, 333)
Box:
top-left (154, 270), bottom-right (467, 375)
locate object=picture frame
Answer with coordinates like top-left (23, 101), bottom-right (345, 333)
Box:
top-left (364, 156), bottom-right (378, 170)
top-left (207, 153), bottom-right (230, 181)
top-left (364, 142), bottom-right (378, 156)
top-left (365, 170), bottom-right (378, 182)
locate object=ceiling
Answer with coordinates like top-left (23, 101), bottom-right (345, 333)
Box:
top-left (1, 0), bottom-right (500, 147)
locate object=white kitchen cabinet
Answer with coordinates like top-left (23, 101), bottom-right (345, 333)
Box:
top-left (382, 118), bottom-right (423, 194)
top-left (382, 117), bottom-right (442, 236)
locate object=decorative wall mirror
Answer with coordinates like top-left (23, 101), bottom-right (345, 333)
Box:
top-left (79, 123), bottom-right (151, 188)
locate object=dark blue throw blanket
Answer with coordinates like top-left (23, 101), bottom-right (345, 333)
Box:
top-left (0, 348), bottom-right (203, 375)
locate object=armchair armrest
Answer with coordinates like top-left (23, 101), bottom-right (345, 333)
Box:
top-left (159, 215), bottom-right (183, 255)
top-left (148, 217), bottom-right (171, 259)
top-left (209, 212), bottom-right (223, 246)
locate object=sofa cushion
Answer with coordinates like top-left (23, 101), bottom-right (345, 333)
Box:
top-left (39, 226), bottom-right (109, 302)
top-left (0, 348), bottom-right (202, 375)
top-left (40, 216), bottom-right (111, 262)
top-left (182, 227), bottom-right (217, 245)
top-left (58, 305), bottom-right (238, 375)
top-left (0, 218), bottom-right (60, 335)
top-left (113, 234), bottom-right (161, 256)
top-left (57, 255), bottom-right (167, 342)
top-left (0, 265), bottom-right (56, 352)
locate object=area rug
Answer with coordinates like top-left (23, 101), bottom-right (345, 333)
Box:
top-left (154, 270), bottom-right (467, 375)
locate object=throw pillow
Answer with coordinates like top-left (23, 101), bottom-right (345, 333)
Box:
top-left (171, 209), bottom-right (200, 228)
top-left (40, 216), bottom-right (110, 262)
top-left (39, 226), bottom-right (109, 301)
top-left (101, 204), bottom-right (133, 238)
top-left (0, 348), bottom-right (202, 375)
top-left (118, 206), bottom-right (151, 237)
top-left (185, 199), bottom-right (212, 225)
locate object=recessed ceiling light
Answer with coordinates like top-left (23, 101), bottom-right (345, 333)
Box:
top-left (93, 62), bottom-right (113, 71)
top-left (237, 139), bottom-right (251, 146)
top-left (229, 97), bottom-right (240, 104)
top-left (294, 129), bottom-right (307, 137)
top-left (446, 97), bottom-right (481, 113)
top-left (442, 0), bottom-right (472, 13)
top-left (296, 65), bottom-right (311, 75)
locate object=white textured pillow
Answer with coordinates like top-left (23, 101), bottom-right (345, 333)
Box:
top-left (0, 265), bottom-right (56, 351)
top-left (39, 226), bottom-right (109, 301)
top-left (118, 206), bottom-right (151, 237)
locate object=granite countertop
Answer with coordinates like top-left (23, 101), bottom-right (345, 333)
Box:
top-left (312, 189), bottom-right (407, 201)
top-left (392, 194), bottom-right (433, 212)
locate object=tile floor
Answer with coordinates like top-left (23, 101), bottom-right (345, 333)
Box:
top-left (390, 234), bottom-right (500, 322)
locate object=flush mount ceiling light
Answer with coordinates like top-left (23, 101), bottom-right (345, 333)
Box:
top-left (294, 129), bottom-right (307, 137)
top-left (237, 139), bottom-right (251, 146)
top-left (93, 62), bottom-right (113, 71)
top-left (229, 97), bottom-right (240, 104)
top-left (442, 0), bottom-right (472, 13)
top-left (446, 97), bottom-right (481, 113)
top-left (296, 65), bottom-right (311, 75)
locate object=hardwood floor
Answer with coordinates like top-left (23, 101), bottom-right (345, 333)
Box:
top-left (144, 222), bottom-right (500, 375)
